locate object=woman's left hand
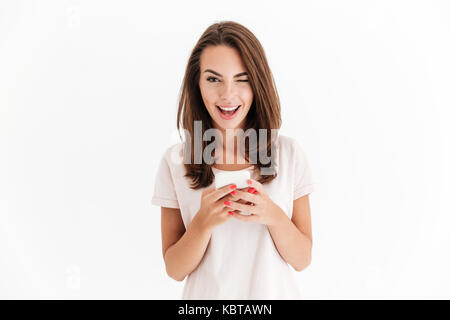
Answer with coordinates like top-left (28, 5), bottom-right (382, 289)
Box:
top-left (226, 178), bottom-right (284, 226)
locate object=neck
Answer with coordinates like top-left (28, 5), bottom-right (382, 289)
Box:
top-left (214, 127), bottom-right (245, 165)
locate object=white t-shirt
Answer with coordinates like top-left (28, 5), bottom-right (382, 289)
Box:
top-left (151, 134), bottom-right (315, 299)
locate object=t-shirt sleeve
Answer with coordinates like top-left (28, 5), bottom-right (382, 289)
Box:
top-left (292, 140), bottom-right (315, 200)
top-left (151, 150), bottom-right (180, 209)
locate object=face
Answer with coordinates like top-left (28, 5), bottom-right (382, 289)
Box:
top-left (198, 45), bottom-right (254, 132)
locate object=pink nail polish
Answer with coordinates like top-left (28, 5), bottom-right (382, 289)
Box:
top-left (224, 201), bottom-right (231, 206)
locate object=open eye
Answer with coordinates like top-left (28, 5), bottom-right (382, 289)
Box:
top-left (207, 77), bottom-right (219, 82)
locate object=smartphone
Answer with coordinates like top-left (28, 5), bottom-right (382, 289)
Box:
top-left (214, 170), bottom-right (251, 189)
top-left (215, 170), bottom-right (251, 215)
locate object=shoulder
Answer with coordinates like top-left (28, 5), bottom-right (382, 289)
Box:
top-left (276, 134), bottom-right (311, 172)
top-left (161, 141), bottom-right (184, 166)
top-left (276, 134), bottom-right (303, 154)
top-left (154, 141), bottom-right (185, 184)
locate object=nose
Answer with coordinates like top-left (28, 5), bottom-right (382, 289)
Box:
top-left (219, 81), bottom-right (237, 101)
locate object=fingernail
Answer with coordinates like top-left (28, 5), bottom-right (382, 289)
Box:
top-left (253, 190), bottom-right (258, 194)
top-left (230, 190), bottom-right (236, 195)
top-left (247, 179), bottom-right (252, 185)
top-left (248, 187), bottom-right (255, 193)
top-left (228, 211), bottom-right (234, 216)
top-left (230, 184), bottom-right (237, 190)
top-left (224, 201), bottom-right (231, 206)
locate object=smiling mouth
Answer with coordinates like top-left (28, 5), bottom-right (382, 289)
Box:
top-left (216, 105), bottom-right (241, 116)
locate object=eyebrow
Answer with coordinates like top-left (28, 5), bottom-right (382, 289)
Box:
top-left (204, 69), bottom-right (248, 77)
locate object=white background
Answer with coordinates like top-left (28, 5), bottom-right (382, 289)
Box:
top-left (1, 0), bottom-right (449, 299)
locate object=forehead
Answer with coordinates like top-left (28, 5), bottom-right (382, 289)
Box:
top-left (200, 45), bottom-right (246, 73)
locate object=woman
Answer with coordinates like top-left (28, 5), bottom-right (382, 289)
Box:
top-left (151, 21), bottom-right (315, 299)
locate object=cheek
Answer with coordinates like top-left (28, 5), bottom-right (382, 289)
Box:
top-left (199, 85), bottom-right (215, 111)
top-left (241, 87), bottom-right (253, 104)
top-left (201, 86), bottom-right (218, 104)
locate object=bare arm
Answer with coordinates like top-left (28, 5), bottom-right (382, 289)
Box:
top-left (267, 194), bottom-right (313, 271)
top-left (161, 207), bottom-right (212, 281)
top-left (160, 184), bottom-right (236, 281)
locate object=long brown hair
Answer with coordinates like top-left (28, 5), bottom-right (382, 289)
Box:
top-left (177, 21), bottom-right (282, 189)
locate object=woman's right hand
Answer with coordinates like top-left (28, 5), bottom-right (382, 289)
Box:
top-left (193, 183), bottom-right (238, 232)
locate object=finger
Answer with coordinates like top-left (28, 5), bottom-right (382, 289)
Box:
top-left (220, 207), bottom-right (238, 218)
top-left (226, 193), bottom-right (241, 202)
top-left (232, 212), bottom-right (259, 222)
top-left (232, 189), bottom-right (261, 205)
top-left (216, 192), bottom-right (246, 212)
top-left (235, 187), bottom-right (248, 194)
top-left (225, 200), bottom-right (257, 214)
top-left (210, 183), bottom-right (237, 201)
top-left (203, 185), bottom-right (216, 196)
top-left (234, 198), bottom-right (251, 205)
top-left (229, 186), bottom-right (255, 198)
top-left (247, 179), bottom-right (264, 194)
top-left (222, 194), bottom-right (237, 204)
top-left (214, 195), bottom-right (235, 212)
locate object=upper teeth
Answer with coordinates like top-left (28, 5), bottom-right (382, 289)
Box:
top-left (218, 105), bottom-right (239, 111)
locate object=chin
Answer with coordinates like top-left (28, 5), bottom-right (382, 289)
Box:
top-left (217, 119), bottom-right (244, 130)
